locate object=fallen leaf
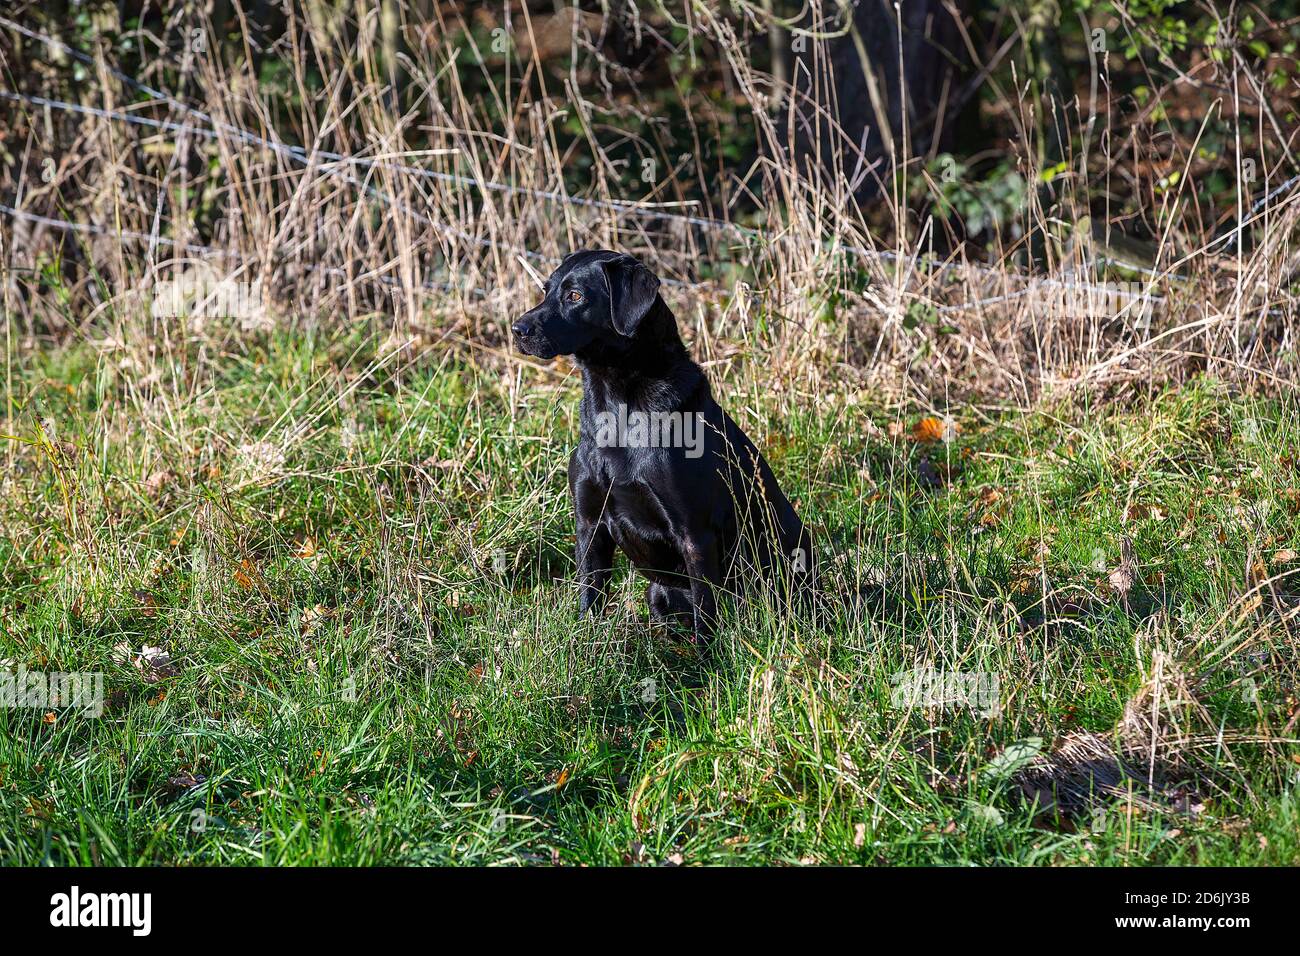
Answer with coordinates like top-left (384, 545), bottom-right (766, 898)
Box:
top-left (419, 456), bottom-right (459, 472)
top-left (1010, 572), bottom-right (1038, 595)
top-left (1126, 502), bottom-right (1167, 521)
top-left (233, 559), bottom-right (256, 590)
top-left (911, 417), bottom-right (946, 443)
top-left (1248, 558), bottom-right (1269, 584)
top-left (1108, 565), bottom-right (1133, 594)
top-left (134, 645), bottom-right (178, 683)
top-left (131, 589), bottom-right (158, 617)
top-left (300, 604), bottom-right (330, 635)
top-left (1108, 537), bottom-right (1136, 595)
top-left (144, 469), bottom-right (173, 498)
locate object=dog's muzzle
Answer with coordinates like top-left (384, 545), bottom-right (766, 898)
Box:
top-left (511, 312), bottom-right (555, 358)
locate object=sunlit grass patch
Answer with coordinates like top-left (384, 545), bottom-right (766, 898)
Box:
top-left (1, 331), bottom-right (1298, 865)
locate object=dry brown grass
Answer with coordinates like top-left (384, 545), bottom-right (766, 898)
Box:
top-left (1, 1), bottom-right (1298, 421)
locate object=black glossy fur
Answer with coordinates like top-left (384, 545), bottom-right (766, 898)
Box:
top-left (512, 250), bottom-right (814, 640)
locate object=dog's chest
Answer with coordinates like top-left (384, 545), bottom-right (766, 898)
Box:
top-left (589, 448), bottom-right (673, 524)
top-left (604, 485), bottom-right (684, 578)
top-left (584, 444), bottom-right (684, 561)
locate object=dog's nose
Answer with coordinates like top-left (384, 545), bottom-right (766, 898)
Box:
top-left (511, 319), bottom-right (534, 337)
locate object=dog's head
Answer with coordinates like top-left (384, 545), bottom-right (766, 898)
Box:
top-left (512, 250), bottom-right (662, 360)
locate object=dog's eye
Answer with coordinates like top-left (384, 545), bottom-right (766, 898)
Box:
top-left (565, 290), bottom-right (584, 304)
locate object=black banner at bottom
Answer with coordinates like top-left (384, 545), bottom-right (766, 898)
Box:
top-left (0, 865), bottom-right (1277, 942)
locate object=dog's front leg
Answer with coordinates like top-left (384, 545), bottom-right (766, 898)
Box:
top-left (575, 515), bottom-right (614, 615)
top-left (683, 533), bottom-right (722, 641)
top-left (570, 458), bottom-right (615, 616)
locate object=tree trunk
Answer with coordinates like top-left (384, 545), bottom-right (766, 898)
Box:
top-left (782, 0), bottom-right (972, 201)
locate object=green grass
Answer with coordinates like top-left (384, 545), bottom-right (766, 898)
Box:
top-left (2, 327), bottom-right (1299, 865)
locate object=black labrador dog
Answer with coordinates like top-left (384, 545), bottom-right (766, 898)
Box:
top-left (512, 250), bottom-right (814, 640)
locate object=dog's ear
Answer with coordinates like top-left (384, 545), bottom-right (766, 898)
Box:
top-left (600, 255), bottom-right (660, 338)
